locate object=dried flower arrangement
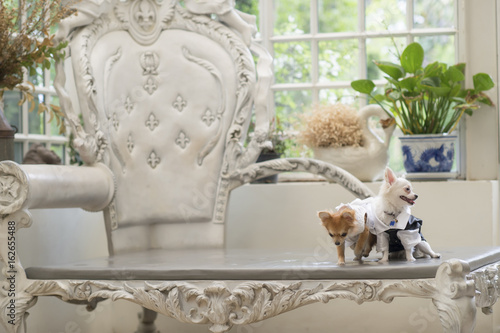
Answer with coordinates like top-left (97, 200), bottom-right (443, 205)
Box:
top-left (0, 0), bottom-right (75, 133)
top-left (299, 103), bottom-right (363, 148)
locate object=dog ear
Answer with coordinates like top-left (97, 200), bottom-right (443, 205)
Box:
top-left (384, 167), bottom-right (397, 186)
top-left (317, 211), bottom-right (331, 225)
top-left (341, 210), bottom-right (355, 222)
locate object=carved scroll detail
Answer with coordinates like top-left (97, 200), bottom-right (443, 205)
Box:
top-left (433, 260), bottom-right (476, 333)
top-left (104, 47), bottom-right (123, 119)
top-left (0, 162), bottom-right (28, 214)
top-left (229, 158), bottom-right (375, 199)
top-left (20, 279), bottom-right (404, 333)
top-left (0, 211), bottom-right (36, 332)
top-left (182, 47), bottom-right (225, 166)
top-left (470, 262), bottom-right (500, 314)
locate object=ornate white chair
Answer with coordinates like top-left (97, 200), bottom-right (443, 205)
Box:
top-left (0, 1), bottom-right (499, 332)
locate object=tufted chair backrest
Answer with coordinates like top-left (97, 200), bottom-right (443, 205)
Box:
top-left (56, 0), bottom-right (271, 253)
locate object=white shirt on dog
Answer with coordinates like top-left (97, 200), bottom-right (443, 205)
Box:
top-left (348, 198), bottom-right (421, 252)
top-left (335, 202), bottom-right (367, 248)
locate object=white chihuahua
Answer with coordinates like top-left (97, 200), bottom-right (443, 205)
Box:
top-left (371, 167), bottom-right (440, 262)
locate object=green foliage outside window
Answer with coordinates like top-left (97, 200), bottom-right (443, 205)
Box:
top-left (237, 0), bottom-right (457, 160)
top-left (235, 0), bottom-right (258, 17)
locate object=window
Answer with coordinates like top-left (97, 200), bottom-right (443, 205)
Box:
top-left (3, 68), bottom-right (67, 164)
top-left (263, 0), bottom-right (456, 121)
top-left (248, 0), bottom-right (461, 172)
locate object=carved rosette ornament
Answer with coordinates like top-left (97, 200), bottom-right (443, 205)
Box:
top-left (0, 162), bottom-right (28, 214)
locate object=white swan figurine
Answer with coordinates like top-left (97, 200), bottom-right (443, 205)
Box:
top-left (313, 105), bottom-right (395, 182)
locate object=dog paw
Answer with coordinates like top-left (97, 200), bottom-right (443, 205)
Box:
top-left (337, 260), bottom-right (345, 265)
top-left (431, 253), bottom-right (441, 258)
top-left (407, 257), bottom-right (416, 262)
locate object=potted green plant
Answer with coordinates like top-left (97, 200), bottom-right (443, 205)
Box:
top-left (351, 42), bottom-right (495, 174)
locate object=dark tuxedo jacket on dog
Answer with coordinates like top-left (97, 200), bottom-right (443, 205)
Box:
top-left (347, 198), bottom-right (424, 254)
top-left (385, 215), bottom-right (426, 253)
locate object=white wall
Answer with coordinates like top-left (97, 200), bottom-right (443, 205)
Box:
top-left (461, 0), bottom-right (499, 180)
top-left (4, 180), bottom-right (499, 333)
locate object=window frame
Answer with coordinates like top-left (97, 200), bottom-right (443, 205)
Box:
top-left (13, 68), bottom-right (68, 163)
top-left (257, 0), bottom-right (500, 180)
top-left (262, 0), bottom-right (459, 103)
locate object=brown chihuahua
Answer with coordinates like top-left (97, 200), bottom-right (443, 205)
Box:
top-left (318, 208), bottom-right (375, 265)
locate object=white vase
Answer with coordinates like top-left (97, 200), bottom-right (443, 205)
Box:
top-left (312, 105), bottom-right (395, 182)
top-left (399, 133), bottom-right (457, 173)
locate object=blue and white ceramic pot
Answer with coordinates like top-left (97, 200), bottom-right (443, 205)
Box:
top-left (399, 133), bottom-right (457, 173)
